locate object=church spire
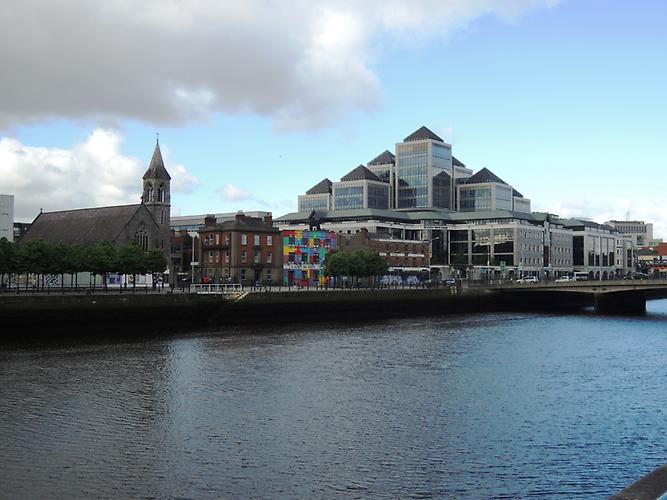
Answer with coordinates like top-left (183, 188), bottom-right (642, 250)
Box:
top-left (142, 138), bottom-right (171, 181)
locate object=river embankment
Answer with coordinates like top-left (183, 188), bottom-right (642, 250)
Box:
top-left (0, 287), bottom-right (594, 338)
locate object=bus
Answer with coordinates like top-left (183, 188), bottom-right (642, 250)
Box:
top-left (573, 271), bottom-right (589, 281)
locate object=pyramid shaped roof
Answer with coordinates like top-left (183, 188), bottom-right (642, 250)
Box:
top-left (465, 167), bottom-right (524, 198)
top-left (368, 150), bottom-right (395, 165)
top-left (465, 167), bottom-right (508, 185)
top-left (341, 165), bottom-right (382, 182)
top-left (403, 126), bottom-right (444, 143)
top-left (452, 156), bottom-right (466, 167)
top-left (306, 178), bottom-right (332, 195)
top-left (142, 141), bottom-right (171, 181)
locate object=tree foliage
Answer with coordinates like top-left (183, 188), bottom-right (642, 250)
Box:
top-left (324, 250), bottom-right (388, 281)
top-left (0, 238), bottom-right (168, 288)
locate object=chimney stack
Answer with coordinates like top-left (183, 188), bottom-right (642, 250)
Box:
top-left (264, 213), bottom-right (273, 226)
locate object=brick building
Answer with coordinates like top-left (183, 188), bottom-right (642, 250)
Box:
top-left (199, 212), bottom-right (282, 284)
top-left (337, 228), bottom-right (430, 272)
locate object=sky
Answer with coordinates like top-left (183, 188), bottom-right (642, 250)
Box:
top-left (1, 0), bottom-right (666, 236)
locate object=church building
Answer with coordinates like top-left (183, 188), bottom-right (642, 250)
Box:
top-left (20, 140), bottom-right (171, 254)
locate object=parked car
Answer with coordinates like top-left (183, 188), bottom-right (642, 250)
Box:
top-left (443, 278), bottom-right (456, 287)
top-left (555, 276), bottom-right (576, 283)
top-left (516, 276), bottom-right (539, 284)
top-left (624, 272), bottom-right (649, 280)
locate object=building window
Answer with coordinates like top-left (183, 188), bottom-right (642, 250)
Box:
top-left (254, 234), bottom-right (260, 246)
top-left (268, 252), bottom-right (273, 264)
top-left (215, 251), bottom-right (220, 263)
top-left (267, 269), bottom-right (272, 282)
top-left (225, 251), bottom-right (230, 263)
top-left (225, 234), bottom-right (230, 244)
top-left (288, 252), bottom-right (295, 263)
top-left (241, 269), bottom-right (246, 281)
top-left (267, 235), bottom-right (272, 246)
top-left (215, 234), bottom-right (220, 245)
top-left (254, 253), bottom-right (260, 264)
top-left (241, 234), bottom-right (247, 245)
top-left (241, 251), bottom-right (247, 263)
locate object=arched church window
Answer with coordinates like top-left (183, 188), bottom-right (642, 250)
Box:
top-left (158, 185), bottom-right (165, 202)
top-left (135, 227), bottom-right (149, 251)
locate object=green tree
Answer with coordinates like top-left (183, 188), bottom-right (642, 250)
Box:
top-left (117, 243), bottom-right (147, 290)
top-left (50, 243), bottom-right (70, 290)
top-left (64, 244), bottom-right (87, 289)
top-left (19, 239), bottom-right (54, 289)
top-left (363, 250), bottom-right (389, 283)
top-left (0, 238), bottom-right (17, 289)
top-left (86, 241), bottom-right (117, 291)
top-left (324, 251), bottom-right (350, 286)
top-left (144, 249), bottom-right (168, 289)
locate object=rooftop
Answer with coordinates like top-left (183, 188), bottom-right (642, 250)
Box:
top-left (340, 165), bottom-right (382, 182)
top-left (19, 204), bottom-right (148, 245)
top-left (305, 178), bottom-right (333, 195)
top-left (142, 141), bottom-right (171, 181)
top-left (403, 126), bottom-right (444, 143)
top-left (368, 150), bottom-right (396, 166)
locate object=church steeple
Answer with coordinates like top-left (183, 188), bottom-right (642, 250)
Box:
top-left (142, 139), bottom-right (171, 181)
top-left (142, 138), bottom-right (171, 250)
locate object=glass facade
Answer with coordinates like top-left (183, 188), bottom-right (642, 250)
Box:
top-left (369, 166), bottom-right (391, 183)
top-left (495, 185), bottom-right (512, 211)
top-left (432, 144), bottom-right (453, 209)
top-left (396, 141), bottom-right (454, 209)
top-left (367, 183), bottom-right (390, 209)
top-left (460, 186), bottom-right (492, 211)
top-left (396, 142), bottom-right (429, 208)
top-left (334, 185), bottom-right (364, 210)
top-left (298, 194), bottom-right (329, 212)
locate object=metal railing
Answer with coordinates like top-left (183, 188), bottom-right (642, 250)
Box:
top-left (189, 283), bottom-right (243, 294)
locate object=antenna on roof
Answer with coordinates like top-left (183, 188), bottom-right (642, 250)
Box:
top-left (156, 132), bottom-right (160, 145)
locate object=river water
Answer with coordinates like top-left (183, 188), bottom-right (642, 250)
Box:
top-left (2, 301), bottom-right (667, 498)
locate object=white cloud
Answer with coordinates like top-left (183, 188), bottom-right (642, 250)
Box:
top-left (0, 129), bottom-right (199, 221)
top-left (170, 164), bottom-right (200, 193)
top-left (0, 0), bottom-right (560, 131)
top-left (535, 198), bottom-right (667, 240)
top-left (218, 184), bottom-right (252, 202)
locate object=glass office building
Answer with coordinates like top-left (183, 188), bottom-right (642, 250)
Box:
top-left (332, 165), bottom-right (390, 210)
top-left (458, 168), bottom-right (526, 212)
top-left (395, 126), bottom-right (472, 210)
top-left (298, 178), bottom-right (332, 212)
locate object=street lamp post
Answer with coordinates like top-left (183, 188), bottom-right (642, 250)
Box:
top-left (188, 231), bottom-right (199, 285)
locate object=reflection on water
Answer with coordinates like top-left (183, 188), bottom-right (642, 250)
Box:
top-left (2, 301), bottom-right (667, 498)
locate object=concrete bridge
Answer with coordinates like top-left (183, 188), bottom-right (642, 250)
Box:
top-left (487, 279), bottom-right (667, 314)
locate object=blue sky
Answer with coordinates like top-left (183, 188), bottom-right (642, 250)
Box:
top-left (1, 0), bottom-right (666, 235)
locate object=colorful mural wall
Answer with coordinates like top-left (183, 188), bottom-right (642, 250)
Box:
top-left (282, 229), bottom-right (337, 285)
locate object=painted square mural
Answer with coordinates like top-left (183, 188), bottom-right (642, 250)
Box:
top-left (282, 229), bottom-right (337, 285)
